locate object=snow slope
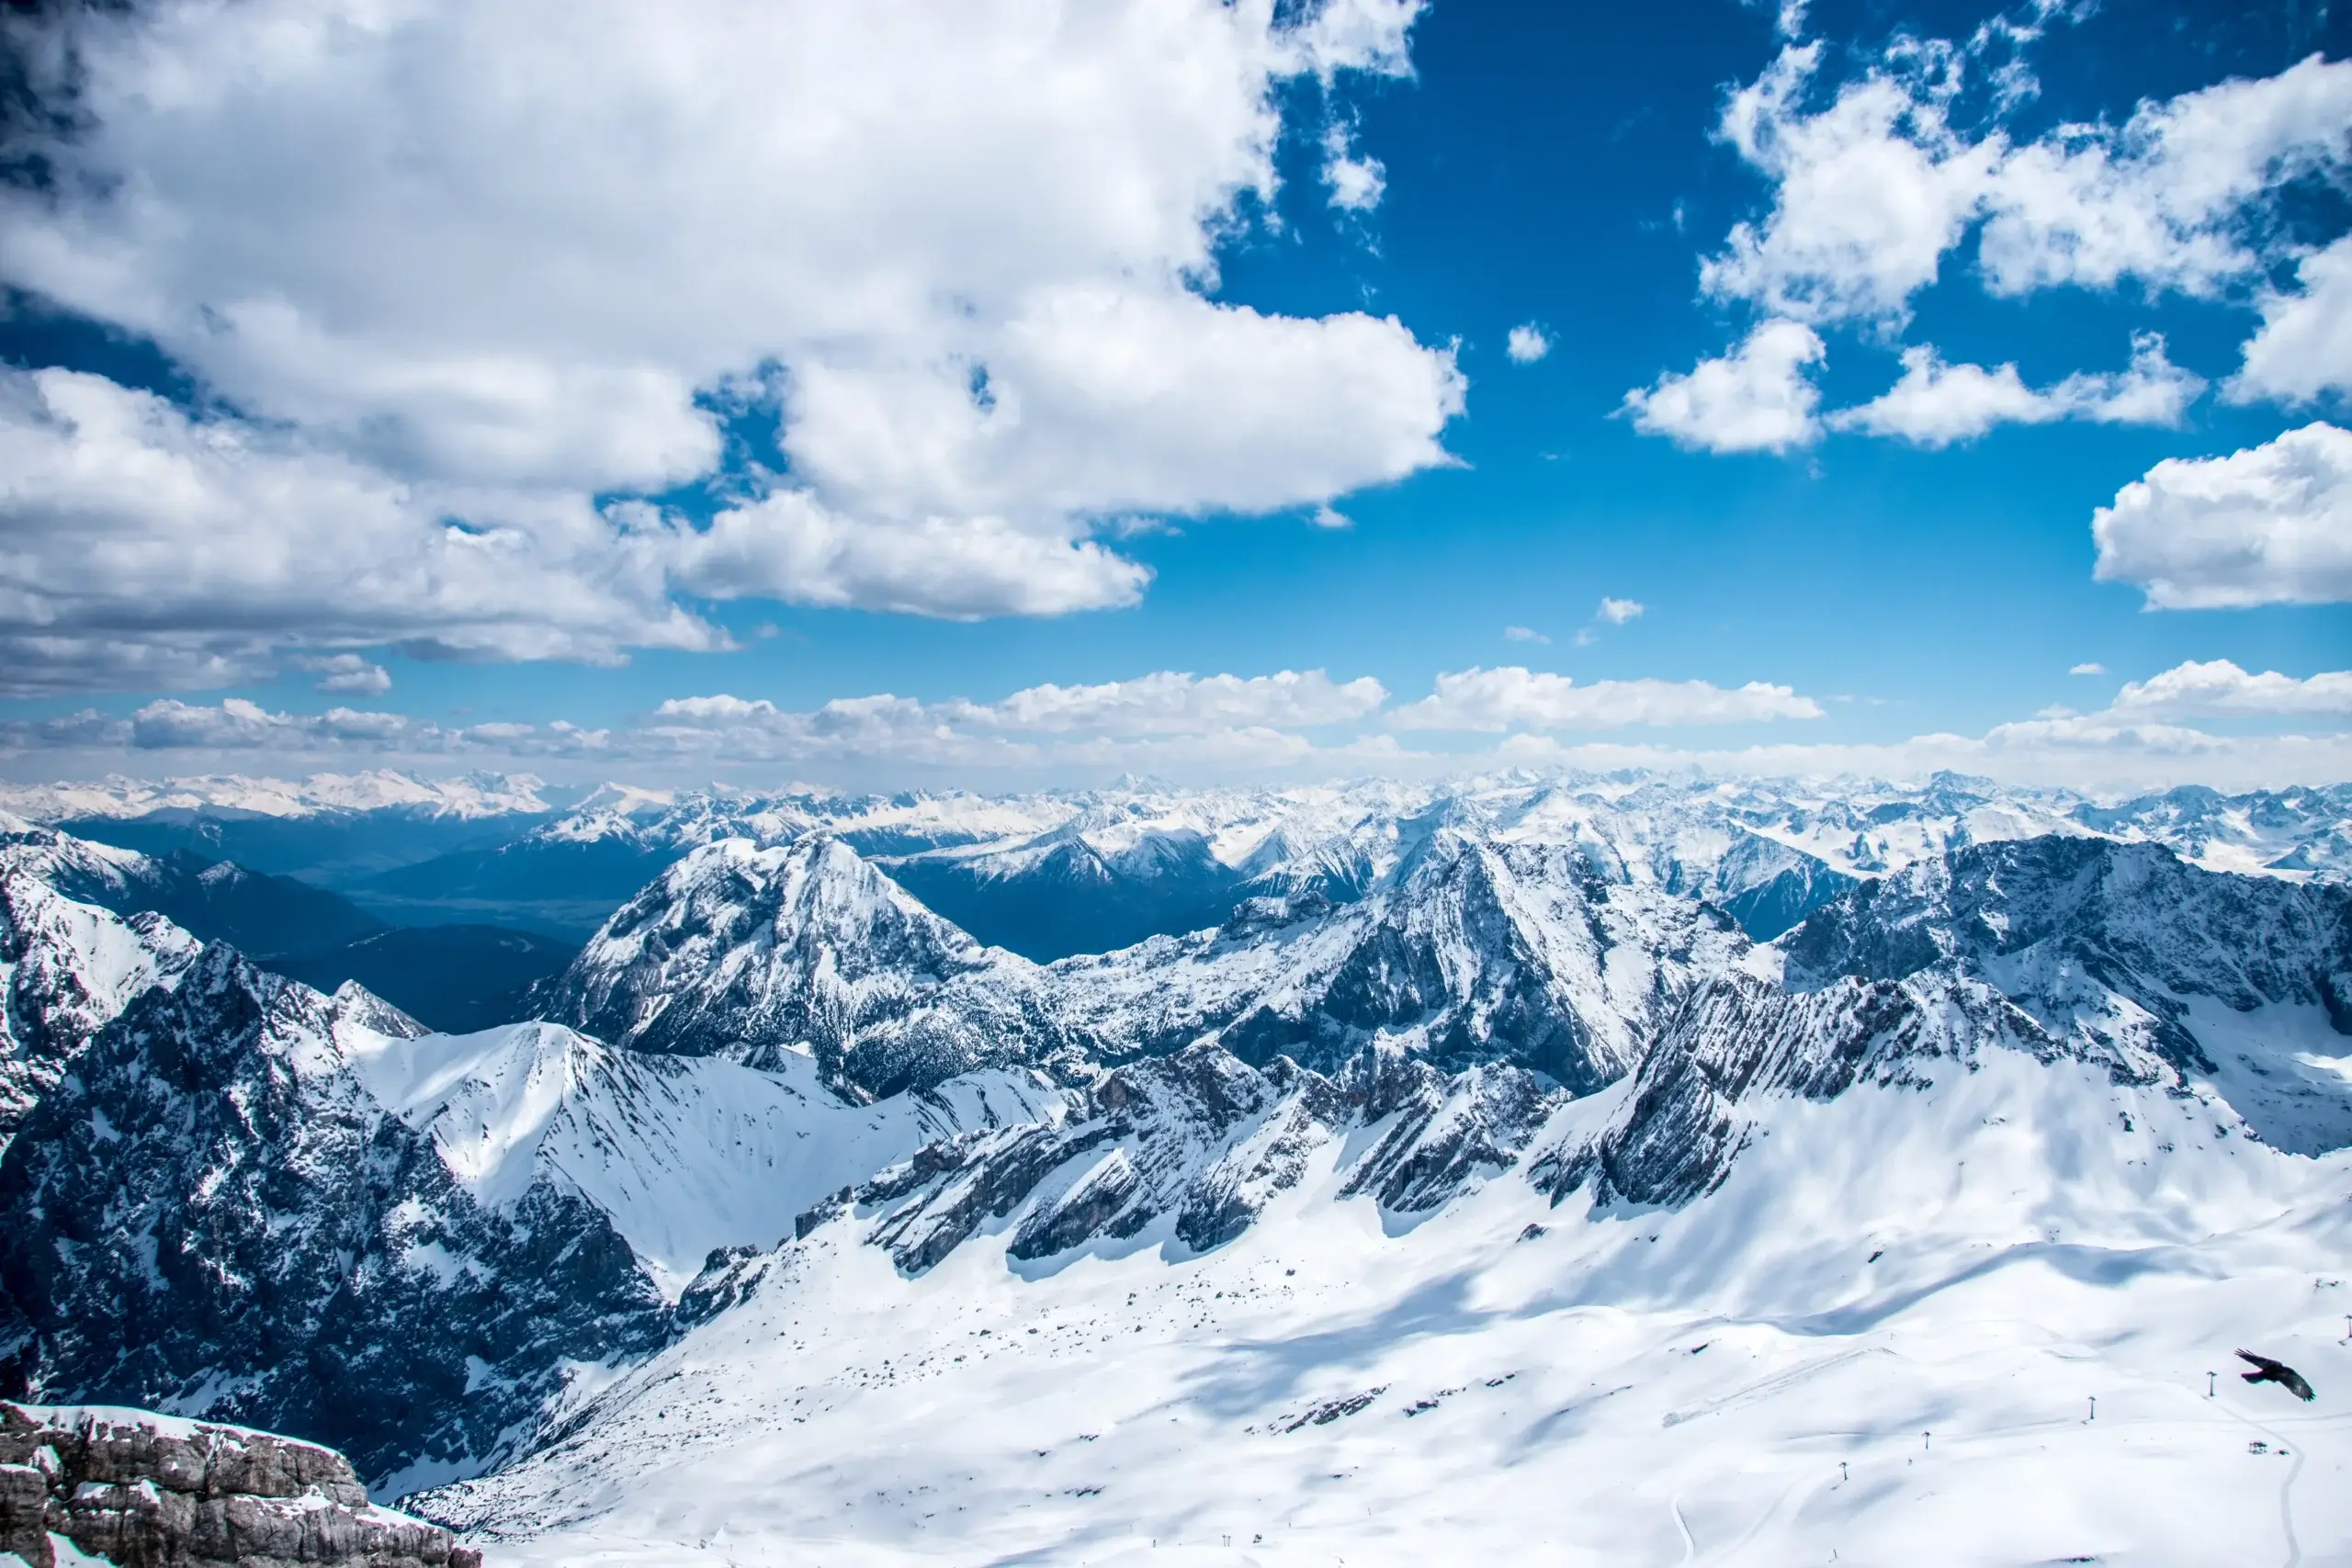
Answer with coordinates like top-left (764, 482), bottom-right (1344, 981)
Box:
top-left (347, 1021), bottom-right (1065, 1293)
top-left (422, 1039), bottom-right (2352, 1568)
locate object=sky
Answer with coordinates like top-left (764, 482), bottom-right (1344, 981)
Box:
top-left (0, 0), bottom-right (2347, 793)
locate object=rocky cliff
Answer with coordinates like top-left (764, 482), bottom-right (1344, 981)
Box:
top-left (0, 1401), bottom-right (477, 1567)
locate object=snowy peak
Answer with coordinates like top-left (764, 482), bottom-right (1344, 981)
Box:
top-left (0, 868), bottom-right (200, 1148)
top-left (1783, 835), bottom-right (2352, 1022)
top-left (0, 770), bottom-right (553, 822)
top-left (344, 1017), bottom-right (1068, 1293)
top-left (1045, 826), bottom-right (1749, 1093)
top-left (544, 836), bottom-right (1072, 1097)
top-left (1545, 836), bottom-right (2352, 1213)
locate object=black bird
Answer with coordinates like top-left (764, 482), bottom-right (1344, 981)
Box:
top-left (2236, 1349), bottom-right (2315, 1402)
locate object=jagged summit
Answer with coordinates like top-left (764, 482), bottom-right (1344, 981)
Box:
top-left (540, 835), bottom-right (1078, 1097)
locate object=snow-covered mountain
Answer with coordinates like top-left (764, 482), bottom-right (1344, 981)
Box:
top-left (15, 771), bottom-right (2344, 958)
top-left (537, 836), bottom-right (1085, 1097)
top-left (2, 810), bottom-right (386, 957)
top-left (1046, 827), bottom-right (1754, 1089)
top-left (0, 868), bottom-right (198, 1152)
top-left (537, 822), bottom-right (1753, 1101)
top-left (0, 771), bottom-right (556, 823)
top-left (3, 776), bottom-right (2348, 1562)
top-left (0, 943), bottom-right (1067, 1495)
top-left (414, 831), bottom-right (2352, 1567)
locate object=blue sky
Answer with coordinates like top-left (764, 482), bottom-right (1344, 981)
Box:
top-left (0, 0), bottom-right (2346, 789)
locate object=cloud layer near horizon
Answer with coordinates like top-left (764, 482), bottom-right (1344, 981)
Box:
top-left (5, 659), bottom-right (2345, 794)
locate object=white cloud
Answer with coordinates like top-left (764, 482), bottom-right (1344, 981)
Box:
top-left (1596, 597), bottom-right (1645, 626)
top-left (1321, 123), bottom-right (1388, 211)
top-left (2108, 659), bottom-right (2352, 718)
top-left (0, 0), bottom-right (1458, 690)
top-left (639, 670), bottom-right (1408, 772)
top-left (1621, 319), bottom-right (1824, 453)
top-left (2049, 333), bottom-right (2207, 426)
top-left (2232, 233), bottom-right (2352, 405)
top-left (1828, 333), bottom-right (2202, 446)
top-left (12, 657), bottom-right (2350, 795)
top-left (1703, 44), bottom-right (2352, 326)
top-left (676, 494), bottom-right (1152, 619)
top-left (1387, 666), bottom-right (1825, 730)
top-left (1505, 324), bottom-right (1552, 364)
top-left (2070, 661), bottom-right (2106, 675)
top-left (2092, 423), bottom-right (2352, 608)
top-left (1832, 346), bottom-right (2049, 446)
top-left (297, 655), bottom-right (393, 696)
top-left (967, 670), bottom-right (1387, 733)
top-left (1310, 505), bottom-right (1353, 530)
top-left (0, 368), bottom-right (722, 698)
top-left (1977, 54), bottom-right (2352, 299)
top-left (1703, 42), bottom-right (1999, 323)
top-left (1502, 626), bottom-right (1549, 644)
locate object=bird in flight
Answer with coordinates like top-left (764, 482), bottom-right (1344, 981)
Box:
top-left (2235, 1350), bottom-right (2315, 1403)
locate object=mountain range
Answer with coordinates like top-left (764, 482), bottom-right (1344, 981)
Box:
top-left (0, 772), bottom-right (2344, 1563)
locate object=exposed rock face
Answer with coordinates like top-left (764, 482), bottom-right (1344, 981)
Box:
top-left (1532, 970), bottom-right (2069, 1210)
top-left (782, 1039), bottom-right (1566, 1277)
top-left (0, 1401), bottom-right (478, 1568)
top-left (1047, 829), bottom-right (1749, 1092)
top-left (1781, 836), bottom-right (2352, 1031)
top-left (0, 948), bottom-right (668, 1494)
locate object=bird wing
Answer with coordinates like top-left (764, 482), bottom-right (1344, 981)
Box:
top-left (2284, 1370), bottom-right (2315, 1402)
top-left (2237, 1348), bottom-right (2283, 1375)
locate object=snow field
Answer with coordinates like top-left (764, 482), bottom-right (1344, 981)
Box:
top-left (448, 1045), bottom-right (2352, 1566)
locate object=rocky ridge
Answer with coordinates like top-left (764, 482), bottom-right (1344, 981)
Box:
top-left (0, 1400), bottom-right (476, 1568)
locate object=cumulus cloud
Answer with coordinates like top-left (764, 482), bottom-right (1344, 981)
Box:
top-left (1387, 667), bottom-right (1824, 730)
top-left (0, 368), bottom-right (722, 697)
top-left (1505, 324), bottom-right (1552, 364)
top-left (1704, 43), bottom-right (2352, 325)
top-left (0, 0), bottom-right (1458, 691)
top-left (1829, 333), bottom-right (2202, 446)
top-left (1596, 597), bottom-right (1645, 625)
top-left (1832, 348), bottom-right (2049, 446)
top-left (2232, 233), bottom-right (2352, 405)
top-left (1502, 626), bottom-right (1549, 644)
top-left (1669, 32), bottom-right (2351, 448)
top-left (297, 655), bottom-right (393, 696)
top-left (2092, 423), bottom-right (2352, 609)
top-left (12, 658), bottom-right (2346, 795)
top-left (2108, 659), bottom-right (2352, 718)
top-left (2070, 661), bottom-right (2106, 675)
top-left (1621, 319), bottom-right (1824, 453)
top-left (1702, 42), bottom-right (1999, 323)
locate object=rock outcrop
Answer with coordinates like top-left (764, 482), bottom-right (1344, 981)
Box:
top-left (0, 1401), bottom-right (478, 1567)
